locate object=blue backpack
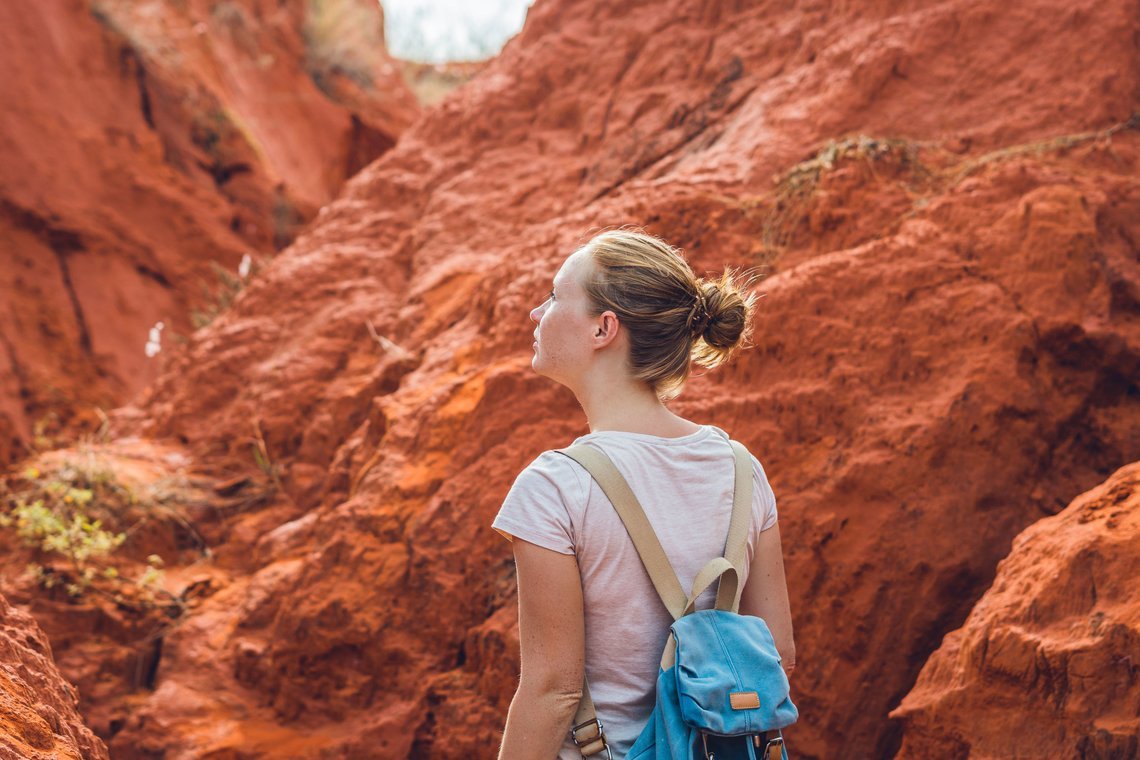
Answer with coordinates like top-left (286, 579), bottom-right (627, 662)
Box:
top-left (557, 440), bottom-right (797, 760)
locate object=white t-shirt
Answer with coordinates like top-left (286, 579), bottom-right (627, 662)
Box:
top-left (492, 424), bottom-right (779, 759)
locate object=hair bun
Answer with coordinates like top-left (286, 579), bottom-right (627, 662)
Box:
top-left (690, 270), bottom-right (756, 369)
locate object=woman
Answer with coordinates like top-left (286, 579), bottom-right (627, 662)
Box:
top-left (493, 230), bottom-right (795, 759)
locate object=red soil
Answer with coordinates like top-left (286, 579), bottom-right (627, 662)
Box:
top-left (103, 0), bottom-right (1139, 755)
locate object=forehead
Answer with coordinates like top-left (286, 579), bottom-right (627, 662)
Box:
top-left (553, 248), bottom-right (592, 289)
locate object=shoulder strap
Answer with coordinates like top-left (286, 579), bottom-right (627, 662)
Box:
top-left (557, 444), bottom-right (688, 619)
top-left (718, 439), bottom-right (754, 611)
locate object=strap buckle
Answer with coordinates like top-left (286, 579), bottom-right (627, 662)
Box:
top-left (750, 732), bottom-right (784, 759)
top-left (572, 718), bottom-right (613, 759)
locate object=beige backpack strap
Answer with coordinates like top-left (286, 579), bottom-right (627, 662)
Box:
top-left (570, 681), bottom-right (610, 758)
top-left (717, 439), bottom-right (754, 612)
top-left (557, 445), bottom-right (688, 618)
top-left (558, 443), bottom-right (688, 759)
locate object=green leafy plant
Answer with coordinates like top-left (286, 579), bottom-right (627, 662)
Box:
top-left (1, 456), bottom-right (181, 612)
top-left (1, 493), bottom-right (124, 594)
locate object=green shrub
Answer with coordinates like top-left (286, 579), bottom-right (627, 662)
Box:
top-left (2, 460), bottom-right (175, 610)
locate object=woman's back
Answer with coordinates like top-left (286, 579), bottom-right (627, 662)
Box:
top-left (493, 424), bottom-right (778, 758)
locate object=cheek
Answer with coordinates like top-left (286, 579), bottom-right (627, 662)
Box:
top-left (559, 319), bottom-right (593, 357)
top-left (540, 313), bottom-right (578, 353)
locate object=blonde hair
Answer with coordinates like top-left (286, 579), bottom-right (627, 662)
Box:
top-left (580, 229), bottom-right (757, 399)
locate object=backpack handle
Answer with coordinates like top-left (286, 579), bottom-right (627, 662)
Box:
top-left (684, 556), bottom-right (740, 617)
top-left (656, 556), bottom-right (741, 670)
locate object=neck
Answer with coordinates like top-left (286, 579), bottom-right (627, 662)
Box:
top-left (573, 366), bottom-right (698, 437)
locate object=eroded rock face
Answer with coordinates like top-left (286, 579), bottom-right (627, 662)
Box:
top-left (0, 0), bottom-right (418, 468)
top-left (0, 594), bottom-right (108, 760)
top-left (890, 462), bottom-right (1140, 758)
top-left (6, 0), bottom-right (1138, 757)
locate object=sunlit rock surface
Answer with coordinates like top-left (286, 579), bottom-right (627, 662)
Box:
top-left (109, 0), bottom-right (1140, 755)
top-left (0, 594), bottom-right (108, 760)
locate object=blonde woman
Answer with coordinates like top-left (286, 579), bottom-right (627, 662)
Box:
top-left (493, 230), bottom-right (795, 759)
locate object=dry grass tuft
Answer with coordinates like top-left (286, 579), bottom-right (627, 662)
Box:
top-left (763, 136), bottom-right (932, 252)
top-left (759, 115), bottom-right (1139, 256)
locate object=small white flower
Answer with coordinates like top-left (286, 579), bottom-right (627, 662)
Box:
top-left (238, 253), bottom-right (252, 279)
top-left (145, 321), bottom-right (164, 357)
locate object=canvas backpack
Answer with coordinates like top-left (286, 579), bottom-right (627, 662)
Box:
top-left (555, 440), bottom-right (798, 760)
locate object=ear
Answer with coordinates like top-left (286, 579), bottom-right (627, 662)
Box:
top-left (592, 311), bottom-right (620, 349)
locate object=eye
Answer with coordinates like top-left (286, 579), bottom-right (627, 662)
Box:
top-left (546, 289), bottom-right (555, 301)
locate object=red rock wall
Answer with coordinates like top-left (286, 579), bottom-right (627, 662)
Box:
top-left (0, 593), bottom-right (108, 760)
top-left (891, 462), bottom-right (1140, 758)
top-left (0, 0), bottom-right (418, 467)
top-left (5, 0), bottom-right (1138, 757)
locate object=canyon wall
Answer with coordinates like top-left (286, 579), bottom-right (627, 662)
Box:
top-left (105, 0), bottom-right (1137, 755)
top-left (0, 0), bottom-right (418, 467)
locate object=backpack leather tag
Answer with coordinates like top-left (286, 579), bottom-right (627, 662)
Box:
top-left (729, 691), bottom-right (761, 710)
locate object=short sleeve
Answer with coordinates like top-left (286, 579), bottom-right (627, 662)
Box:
top-left (751, 453), bottom-right (779, 532)
top-left (492, 451), bottom-right (586, 556)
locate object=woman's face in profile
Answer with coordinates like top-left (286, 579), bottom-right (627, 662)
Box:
top-left (529, 249), bottom-right (598, 387)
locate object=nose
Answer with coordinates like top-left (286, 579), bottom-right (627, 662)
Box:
top-left (530, 302), bottom-right (544, 323)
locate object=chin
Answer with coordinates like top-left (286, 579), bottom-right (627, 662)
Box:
top-left (531, 360), bottom-right (561, 386)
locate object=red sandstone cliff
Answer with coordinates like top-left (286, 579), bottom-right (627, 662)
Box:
top-left (891, 462), bottom-right (1140, 757)
top-left (1, 0), bottom-right (1138, 757)
top-left (0, 0), bottom-right (418, 468)
top-left (0, 593), bottom-right (108, 760)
